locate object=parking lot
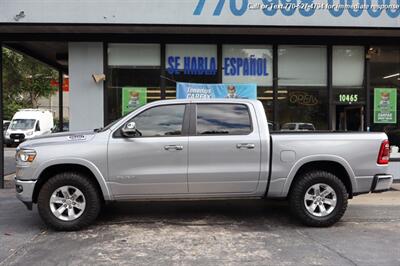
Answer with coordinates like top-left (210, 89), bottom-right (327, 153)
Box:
top-left (1, 180), bottom-right (400, 266)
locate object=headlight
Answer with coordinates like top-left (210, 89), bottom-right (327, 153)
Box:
top-left (16, 149), bottom-right (36, 163)
top-left (26, 131), bottom-right (34, 136)
top-left (5, 131), bottom-right (10, 137)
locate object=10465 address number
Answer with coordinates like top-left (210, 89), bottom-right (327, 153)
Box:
top-left (339, 94), bottom-right (359, 103)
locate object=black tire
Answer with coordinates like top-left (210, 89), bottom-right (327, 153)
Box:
top-left (37, 172), bottom-right (102, 231)
top-left (289, 170), bottom-right (348, 227)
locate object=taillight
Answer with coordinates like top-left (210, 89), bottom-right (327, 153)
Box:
top-left (377, 139), bottom-right (390, 165)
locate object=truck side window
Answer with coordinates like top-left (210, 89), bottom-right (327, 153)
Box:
top-left (196, 104), bottom-right (252, 135)
top-left (129, 104), bottom-right (185, 137)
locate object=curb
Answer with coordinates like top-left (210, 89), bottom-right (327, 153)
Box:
top-left (3, 173), bottom-right (16, 189)
top-left (5, 173), bottom-right (16, 181)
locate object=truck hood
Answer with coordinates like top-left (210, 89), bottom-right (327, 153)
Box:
top-left (19, 130), bottom-right (96, 149)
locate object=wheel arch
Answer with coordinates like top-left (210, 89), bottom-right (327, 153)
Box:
top-left (283, 157), bottom-right (356, 199)
top-left (32, 162), bottom-right (112, 203)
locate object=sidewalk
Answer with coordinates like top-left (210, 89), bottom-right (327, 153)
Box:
top-left (350, 182), bottom-right (400, 205)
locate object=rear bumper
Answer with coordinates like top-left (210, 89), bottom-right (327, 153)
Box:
top-left (15, 178), bottom-right (36, 210)
top-left (371, 174), bottom-right (393, 193)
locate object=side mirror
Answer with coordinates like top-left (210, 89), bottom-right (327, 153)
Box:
top-left (121, 121), bottom-right (137, 137)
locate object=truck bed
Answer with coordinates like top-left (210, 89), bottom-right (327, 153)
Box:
top-left (268, 131), bottom-right (388, 197)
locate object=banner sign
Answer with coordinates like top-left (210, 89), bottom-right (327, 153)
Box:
top-left (374, 88), bottom-right (397, 124)
top-left (122, 87), bottom-right (147, 115)
top-left (176, 83), bottom-right (257, 99)
top-left (167, 55), bottom-right (268, 77)
top-left (1, 0), bottom-right (399, 28)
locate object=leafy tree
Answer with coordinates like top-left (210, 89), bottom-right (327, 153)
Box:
top-left (2, 48), bottom-right (26, 120)
top-left (2, 47), bottom-right (58, 120)
top-left (21, 56), bottom-right (58, 107)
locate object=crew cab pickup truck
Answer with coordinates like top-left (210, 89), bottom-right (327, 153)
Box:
top-left (15, 99), bottom-right (393, 231)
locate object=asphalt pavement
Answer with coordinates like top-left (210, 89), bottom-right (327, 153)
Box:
top-left (0, 184), bottom-right (400, 266)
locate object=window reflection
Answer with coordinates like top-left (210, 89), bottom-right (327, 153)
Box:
top-left (277, 45), bottom-right (328, 130)
top-left (196, 104), bottom-right (252, 135)
top-left (131, 105), bottom-right (185, 137)
top-left (107, 44), bottom-right (161, 125)
top-left (369, 46), bottom-right (400, 149)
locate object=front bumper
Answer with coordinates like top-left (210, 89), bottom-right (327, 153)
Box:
top-left (15, 178), bottom-right (37, 210)
top-left (371, 174), bottom-right (393, 193)
top-left (6, 137), bottom-right (25, 145)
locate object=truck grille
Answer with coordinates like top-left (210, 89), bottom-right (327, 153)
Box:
top-left (10, 133), bottom-right (25, 140)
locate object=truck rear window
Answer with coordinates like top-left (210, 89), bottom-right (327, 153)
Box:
top-left (298, 124), bottom-right (315, 130)
top-left (196, 104), bottom-right (252, 135)
top-left (282, 123), bottom-right (296, 130)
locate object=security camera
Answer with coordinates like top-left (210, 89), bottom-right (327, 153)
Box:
top-left (366, 47), bottom-right (379, 59)
top-left (92, 74), bottom-right (106, 83)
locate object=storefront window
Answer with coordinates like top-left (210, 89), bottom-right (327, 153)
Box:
top-left (165, 44), bottom-right (218, 99)
top-left (333, 46), bottom-right (364, 88)
top-left (222, 45), bottom-right (273, 126)
top-left (107, 43), bottom-right (161, 124)
top-left (277, 45), bottom-right (328, 130)
top-left (333, 46), bottom-right (365, 131)
top-left (369, 46), bottom-right (400, 151)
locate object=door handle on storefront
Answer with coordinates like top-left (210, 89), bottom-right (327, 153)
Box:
top-left (236, 143), bottom-right (255, 149)
top-left (164, 145), bottom-right (183, 151)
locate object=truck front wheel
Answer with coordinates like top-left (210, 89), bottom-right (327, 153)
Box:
top-left (289, 171), bottom-right (348, 227)
top-left (37, 172), bottom-right (101, 231)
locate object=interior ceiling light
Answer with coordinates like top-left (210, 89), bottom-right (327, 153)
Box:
top-left (383, 73), bottom-right (400, 79)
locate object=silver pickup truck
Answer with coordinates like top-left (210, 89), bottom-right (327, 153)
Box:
top-left (15, 99), bottom-right (393, 230)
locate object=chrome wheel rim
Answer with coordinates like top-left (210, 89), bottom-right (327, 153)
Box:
top-left (304, 183), bottom-right (337, 217)
top-left (49, 186), bottom-right (86, 221)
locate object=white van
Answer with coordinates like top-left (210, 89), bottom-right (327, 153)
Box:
top-left (5, 109), bottom-right (54, 146)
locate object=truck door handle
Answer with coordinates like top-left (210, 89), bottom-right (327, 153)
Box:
top-left (236, 143), bottom-right (255, 149)
top-left (164, 145), bottom-right (183, 151)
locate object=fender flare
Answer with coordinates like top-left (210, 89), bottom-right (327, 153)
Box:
top-left (281, 154), bottom-right (357, 197)
top-left (33, 158), bottom-right (113, 201)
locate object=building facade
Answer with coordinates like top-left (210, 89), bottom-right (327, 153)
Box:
top-left (0, 0), bottom-right (399, 139)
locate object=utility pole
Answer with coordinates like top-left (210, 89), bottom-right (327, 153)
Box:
top-left (58, 70), bottom-right (63, 132)
top-left (0, 41), bottom-right (4, 189)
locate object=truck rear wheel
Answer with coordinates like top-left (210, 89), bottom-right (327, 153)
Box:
top-left (289, 170), bottom-right (348, 227)
top-left (37, 172), bottom-right (101, 231)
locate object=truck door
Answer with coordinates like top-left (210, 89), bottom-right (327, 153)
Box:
top-left (108, 104), bottom-right (189, 196)
top-left (188, 103), bottom-right (261, 194)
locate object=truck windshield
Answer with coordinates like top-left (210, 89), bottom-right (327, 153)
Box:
top-left (10, 119), bottom-right (36, 130)
top-left (97, 112), bottom-right (130, 132)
